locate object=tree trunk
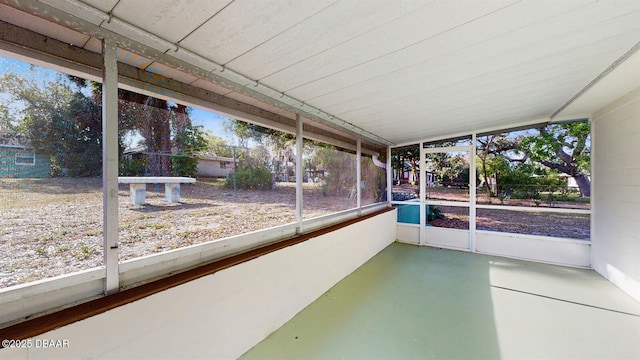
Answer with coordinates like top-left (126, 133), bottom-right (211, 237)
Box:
top-left (573, 175), bottom-right (591, 197)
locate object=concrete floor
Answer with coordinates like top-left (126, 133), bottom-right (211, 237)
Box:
top-left (241, 243), bottom-right (640, 359)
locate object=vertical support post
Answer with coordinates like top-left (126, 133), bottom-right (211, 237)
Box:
top-left (295, 114), bottom-right (303, 233)
top-left (589, 117), bottom-right (594, 263)
top-left (419, 143), bottom-right (426, 246)
top-left (356, 138), bottom-right (362, 215)
top-left (469, 134), bottom-right (477, 252)
top-left (233, 146), bottom-right (237, 197)
top-left (387, 146), bottom-right (392, 206)
top-left (102, 38), bottom-right (119, 295)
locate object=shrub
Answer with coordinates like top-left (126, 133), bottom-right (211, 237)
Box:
top-left (428, 205), bottom-right (444, 221)
top-left (119, 157), bottom-right (147, 176)
top-left (171, 155), bottom-right (198, 177)
top-left (226, 166), bottom-right (272, 190)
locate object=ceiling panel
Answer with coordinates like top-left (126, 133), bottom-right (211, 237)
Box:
top-left (2, 0), bottom-right (639, 146)
top-left (83, 36), bottom-right (103, 53)
top-left (286, 0), bottom-right (610, 104)
top-left (190, 78), bottom-right (234, 96)
top-left (180, 0), bottom-right (336, 65)
top-left (556, 50), bottom-right (640, 118)
top-left (258, 0), bottom-right (519, 92)
top-left (225, 91), bottom-right (297, 120)
top-left (146, 61), bottom-right (200, 85)
top-left (111, 0), bottom-right (232, 43)
top-left (76, 0), bottom-right (119, 13)
top-left (318, 24), bottom-right (640, 117)
top-left (117, 49), bottom-right (153, 69)
top-left (0, 3), bottom-right (91, 48)
top-left (225, 0), bottom-right (428, 80)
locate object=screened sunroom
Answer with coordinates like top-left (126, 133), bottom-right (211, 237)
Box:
top-left (0, 1), bottom-right (639, 359)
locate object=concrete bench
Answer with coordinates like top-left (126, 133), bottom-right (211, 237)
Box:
top-left (118, 176), bottom-right (196, 205)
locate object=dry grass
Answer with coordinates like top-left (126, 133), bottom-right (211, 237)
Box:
top-left (1, 178), bottom-right (590, 288)
top-left (0, 177), bottom-right (355, 288)
top-left (430, 206), bottom-right (590, 239)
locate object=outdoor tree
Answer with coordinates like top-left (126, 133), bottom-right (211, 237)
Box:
top-left (520, 122), bottom-right (591, 197)
top-left (266, 132), bottom-right (296, 182)
top-left (222, 119), bottom-right (276, 190)
top-left (205, 134), bottom-right (234, 157)
top-left (476, 134), bottom-right (520, 196)
top-left (392, 145), bottom-right (420, 186)
top-left (0, 71), bottom-right (103, 176)
top-left (70, 76), bottom-right (177, 176)
top-left (361, 152), bottom-right (387, 202)
top-left (171, 124), bottom-right (208, 177)
top-left (121, 93), bottom-right (172, 176)
top-left (223, 119), bottom-right (256, 148)
top-left (223, 118), bottom-right (298, 182)
top-left (0, 103), bottom-right (17, 133)
top-left (311, 145), bottom-right (357, 198)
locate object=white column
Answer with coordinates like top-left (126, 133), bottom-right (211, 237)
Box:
top-left (102, 38), bottom-right (119, 295)
top-left (295, 114), bottom-right (303, 233)
top-left (386, 146), bottom-right (392, 205)
top-left (470, 134), bottom-right (477, 252)
top-left (356, 138), bottom-right (362, 215)
top-left (419, 143), bottom-right (426, 246)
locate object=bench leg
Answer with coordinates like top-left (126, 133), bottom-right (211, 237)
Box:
top-left (130, 183), bottom-right (146, 205)
top-left (165, 183), bottom-right (181, 203)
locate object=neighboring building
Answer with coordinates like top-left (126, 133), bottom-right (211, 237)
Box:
top-left (124, 146), bottom-right (235, 178)
top-left (122, 145), bottom-right (148, 163)
top-left (197, 154), bottom-right (235, 178)
top-left (0, 134), bottom-right (50, 178)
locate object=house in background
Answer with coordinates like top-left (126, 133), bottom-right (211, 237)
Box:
top-left (123, 146), bottom-right (235, 177)
top-left (0, 134), bottom-right (50, 178)
top-left (196, 154), bottom-right (234, 178)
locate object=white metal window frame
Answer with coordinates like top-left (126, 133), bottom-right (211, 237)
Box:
top-left (0, 42), bottom-right (390, 326)
top-left (395, 127), bottom-right (592, 254)
top-left (15, 151), bottom-right (35, 166)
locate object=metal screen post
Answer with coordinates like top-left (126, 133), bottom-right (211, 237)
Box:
top-left (357, 138), bottom-right (362, 215)
top-left (387, 146), bottom-right (392, 205)
top-left (470, 133), bottom-right (477, 252)
top-left (102, 38), bottom-right (119, 294)
top-left (296, 114), bottom-right (303, 233)
top-left (233, 147), bottom-right (237, 196)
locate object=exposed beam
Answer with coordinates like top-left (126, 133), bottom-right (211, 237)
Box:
top-left (0, 0), bottom-right (393, 146)
top-left (552, 40), bottom-right (640, 120)
top-left (0, 19), bottom-right (382, 152)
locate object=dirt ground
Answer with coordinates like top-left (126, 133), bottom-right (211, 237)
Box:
top-left (0, 178), bottom-right (358, 288)
top-left (429, 206), bottom-right (590, 239)
top-left (1, 178), bottom-right (589, 288)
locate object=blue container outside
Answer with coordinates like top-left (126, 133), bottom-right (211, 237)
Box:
top-left (393, 203), bottom-right (430, 225)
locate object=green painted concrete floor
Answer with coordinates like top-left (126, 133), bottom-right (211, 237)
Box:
top-left (241, 243), bottom-right (640, 360)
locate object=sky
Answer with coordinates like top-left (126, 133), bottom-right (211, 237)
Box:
top-left (0, 54), bottom-right (233, 145)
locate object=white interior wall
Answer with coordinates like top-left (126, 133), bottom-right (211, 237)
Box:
top-left (591, 87), bottom-right (640, 302)
top-left (0, 210), bottom-right (397, 359)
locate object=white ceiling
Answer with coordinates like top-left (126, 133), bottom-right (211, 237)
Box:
top-left (1, 0), bottom-right (639, 145)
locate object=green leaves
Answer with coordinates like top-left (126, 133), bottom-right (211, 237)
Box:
top-left (1, 69), bottom-right (102, 176)
top-left (477, 121), bottom-right (591, 197)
